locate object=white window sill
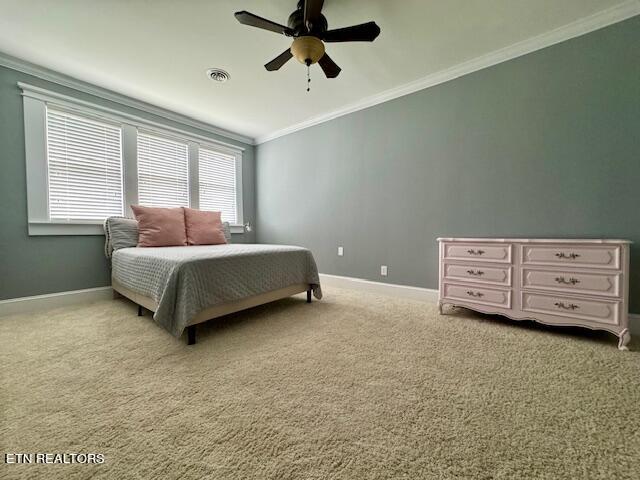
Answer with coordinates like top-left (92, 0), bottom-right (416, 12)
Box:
top-left (28, 222), bottom-right (247, 236)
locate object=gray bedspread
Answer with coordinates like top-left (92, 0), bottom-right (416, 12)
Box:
top-left (111, 244), bottom-right (322, 337)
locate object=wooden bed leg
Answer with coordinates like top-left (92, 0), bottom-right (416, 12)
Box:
top-left (187, 325), bottom-right (196, 345)
top-left (307, 288), bottom-right (312, 303)
top-left (137, 305), bottom-right (143, 316)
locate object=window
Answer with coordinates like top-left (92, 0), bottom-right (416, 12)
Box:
top-left (46, 108), bottom-right (123, 220)
top-left (199, 147), bottom-right (237, 224)
top-left (137, 132), bottom-right (189, 208)
top-left (21, 82), bottom-right (244, 235)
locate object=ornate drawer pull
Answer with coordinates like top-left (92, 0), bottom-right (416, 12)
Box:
top-left (467, 249), bottom-right (485, 256)
top-left (467, 269), bottom-right (485, 276)
top-left (466, 290), bottom-right (484, 298)
top-left (555, 252), bottom-right (581, 260)
top-left (555, 276), bottom-right (580, 285)
top-left (554, 302), bottom-right (579, 310)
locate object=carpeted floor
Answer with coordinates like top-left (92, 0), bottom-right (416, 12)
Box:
top-left (1, 286), bottom-right (639, 480)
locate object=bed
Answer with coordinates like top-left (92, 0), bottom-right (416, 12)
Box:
top-left (105, 218), bottom-right (322, 345)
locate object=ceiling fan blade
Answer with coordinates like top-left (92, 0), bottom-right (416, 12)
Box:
top-left (265, 49), bottom-right (293, 71)
top-left (318, 53), bottom-right (341, 78)
top-left (303, 0), bottom-right (325, 27)
top-left (322, 21), bottom-right (381, 42)
top-left (234, 11), bottom-right (293, 36)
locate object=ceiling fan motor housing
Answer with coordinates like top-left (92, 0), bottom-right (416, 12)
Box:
top-left (288, 8), bottom-right (327, 36)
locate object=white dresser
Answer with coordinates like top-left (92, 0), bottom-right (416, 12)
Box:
top-left (437, 238), bottom-right (631, 350)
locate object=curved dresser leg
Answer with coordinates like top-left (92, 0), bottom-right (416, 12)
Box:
top-left (618, 329), bottom-right (630, 351)
top-left (438, 301), bottom-right (444, 315)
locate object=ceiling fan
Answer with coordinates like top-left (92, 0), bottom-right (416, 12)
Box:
top-left (234, 0), bottom-right (380, 83)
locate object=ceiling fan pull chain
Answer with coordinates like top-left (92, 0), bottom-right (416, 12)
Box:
top-left (307, 64), bottom-right (311, 92)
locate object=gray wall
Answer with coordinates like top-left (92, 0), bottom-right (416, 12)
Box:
top-left (256, 16), bottom-right (640, 311)
top-left (0, 66), bottom-right (255, 300)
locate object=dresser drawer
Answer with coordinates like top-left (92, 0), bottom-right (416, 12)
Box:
top-left (521, 292), bottom-right (620, 326)
top-left (442, 283), bottom-right (511, 309)
top-left (521, 244), bottom-right (621, 270)
top-left (444, 263), bottom-right (512, 287)
top-left (442, 242), bottom-right (512, 264)
top-left (521, 268), bottom-right (621, 298)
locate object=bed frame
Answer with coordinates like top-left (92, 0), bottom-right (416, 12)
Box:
top-left (112, 279), bottom-right (312, 345)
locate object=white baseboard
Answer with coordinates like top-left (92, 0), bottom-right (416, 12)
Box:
top-left (0, 286), bottom-right (113, 317)
top-left (319, 273), bottom-right (439, 303)
top-left (319, 273), bottom-right (640, 335)
top-left (1, 279), bottom-right (638, 336)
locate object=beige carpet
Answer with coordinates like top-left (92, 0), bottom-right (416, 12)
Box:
top-left (1, 287), bottom-right (639, 480)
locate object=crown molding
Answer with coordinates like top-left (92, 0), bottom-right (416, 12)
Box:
top-left (18, 82), bottom-right (245, 153)
top-left (1, 1), bottom-right (637, 147)
top-left (256, 1), bottom-right (640, 144)
top-left (0, 51), bottom-right (255, 146)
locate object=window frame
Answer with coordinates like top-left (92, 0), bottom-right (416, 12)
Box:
top-left (21, 82), bottom-right (244, 236)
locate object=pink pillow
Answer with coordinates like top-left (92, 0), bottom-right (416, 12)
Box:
top-left (131, 205), bottom-right (187, 247)
top-left (184, 208), bottom-right (227, 245)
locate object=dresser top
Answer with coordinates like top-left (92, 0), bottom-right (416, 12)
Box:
top-left (437, 237), bottom-right (632, 244)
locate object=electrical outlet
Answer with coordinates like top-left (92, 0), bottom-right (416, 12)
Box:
top-left (381, 265), bottom-right (388, 276)
top-left (338, 246), bottom-right (344, 256)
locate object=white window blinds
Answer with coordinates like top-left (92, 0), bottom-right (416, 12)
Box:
top-left (46, 108), bottom-right (123, 220)
top-left (137, 131), bottom-right (189, 208)
top-left (199, 147), bottom-right (237, 224)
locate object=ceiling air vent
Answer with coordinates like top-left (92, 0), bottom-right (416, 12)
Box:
top-left (206, 68), bottom-right (230, 83)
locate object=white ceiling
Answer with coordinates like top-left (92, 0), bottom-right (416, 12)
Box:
top-left (0, 0), bottom-right (634, 142)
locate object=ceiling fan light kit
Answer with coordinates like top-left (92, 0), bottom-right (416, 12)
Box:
top-left (234, 0), bottom-right (380, 88)
top-left (291, 36), bottom-right (325, 66)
